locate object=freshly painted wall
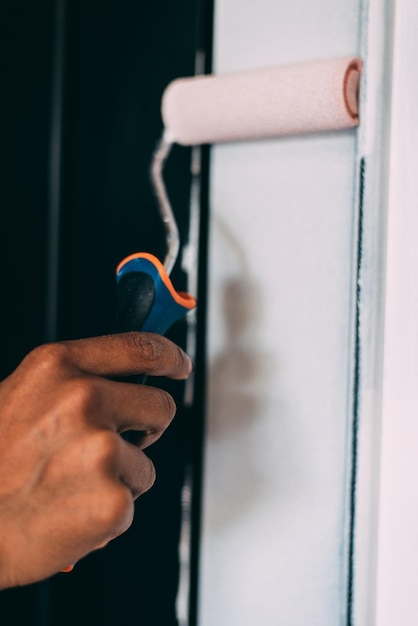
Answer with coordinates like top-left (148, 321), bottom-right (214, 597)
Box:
top-left (199, 1), bottom-right (362, 624)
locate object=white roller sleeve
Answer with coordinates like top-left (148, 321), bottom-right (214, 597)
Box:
top-left (161, 57), bottom-right (361, 145)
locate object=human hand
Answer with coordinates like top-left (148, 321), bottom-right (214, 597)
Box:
top-left (0, 332), bottom-right (192, 589)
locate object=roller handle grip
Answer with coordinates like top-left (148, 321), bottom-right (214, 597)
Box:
top-left (115, 272), bottom-right (155, 334)
top-left (115, 253), bottom-right (197, 336)
top-left (115, 252), bottom-right (197, 392)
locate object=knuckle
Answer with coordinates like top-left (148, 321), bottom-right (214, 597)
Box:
top-left (95, 485), bottom-right (133, 534)
top-left (62, 377), bottom-right (102, 416)
top-left (25, 342), bottom-right (71, 371)
top-left (128, 332), bottom-right (163, 371)
top-left (88, 431), bottom-right (120, 471)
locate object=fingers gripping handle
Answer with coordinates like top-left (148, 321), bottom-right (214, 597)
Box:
top-left (61, 255), bottom-right (195, 574)
top-left (114, 252), bottom-right (196, 443)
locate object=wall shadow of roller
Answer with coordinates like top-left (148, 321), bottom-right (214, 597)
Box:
top-left (205, 217), bottom-right (278, 531)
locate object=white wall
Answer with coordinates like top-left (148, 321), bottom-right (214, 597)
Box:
top-left (199, 1), bottom-right (362, 625)
top-left (374, 1), bottom-right (418, 624)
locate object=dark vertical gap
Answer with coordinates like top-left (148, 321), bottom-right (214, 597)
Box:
top-left (188, 0), bottom-right (215, 623)
top-left (38, 3), bottom-right (67, 621)
top-left (347, 156), bottom-right (366, 625)
top-left (45, 0), bottom-right (66, 344)
top-left (187, 150), bottom-right (211, 626)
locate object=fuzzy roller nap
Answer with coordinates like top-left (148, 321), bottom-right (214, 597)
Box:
top-left (162, 57), bottom-right (361, 145)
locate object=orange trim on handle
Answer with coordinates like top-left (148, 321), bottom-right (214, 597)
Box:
top-left (116, 252), bottom-right (197, 310)
top-left (61, 564), bottom-right (75, 573)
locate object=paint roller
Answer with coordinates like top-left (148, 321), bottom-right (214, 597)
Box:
top-left (116, 56), bottom-right (361, 334)
top-left (162, 56), bottom-right (361, 145)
